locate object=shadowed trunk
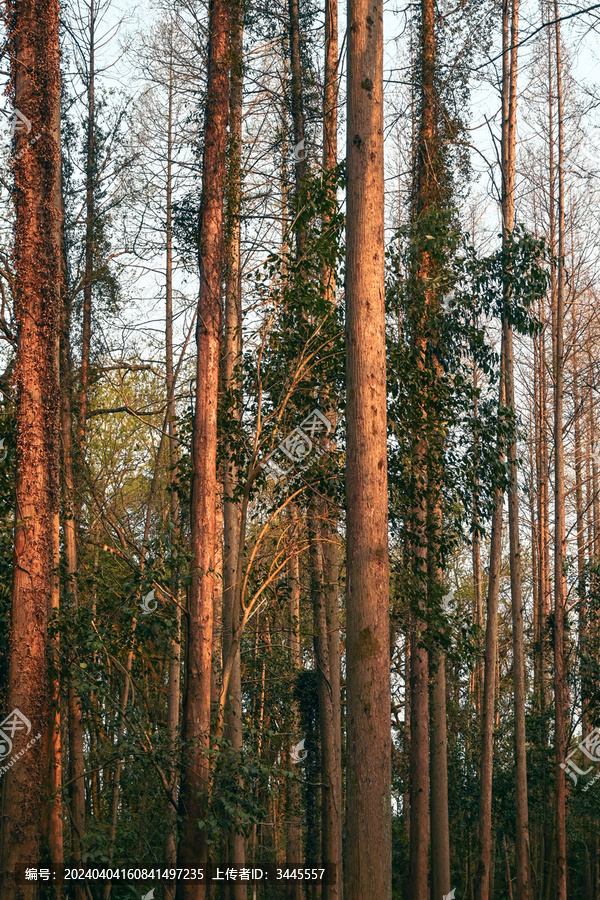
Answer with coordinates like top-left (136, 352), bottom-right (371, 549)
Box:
top-left (285, 511), bottom-right (303, 900)
top-left (476, 350), bottom-right (505, 900)
top-left (499, 2), bottom-right (532, 895)
top-left (552, 2), bottom-right (567, 896)
top-left (308, 509), bottom-right (341, 900)
top-left (60, 231), bottom-right (86, 900)
top-left (164, 29), bottom-right (182, 898)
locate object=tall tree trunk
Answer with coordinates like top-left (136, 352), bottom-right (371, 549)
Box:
top-left (403, 634), bottom-right (411, 841)
top-left (429, 475), bottom-right (450, 899)
top-left (585, 346), bottom-right (599, 718)
top-left (212, 502), bottom-right (224, 707)
top-left (285, 512), bottom-right (303, 900)
top-left (308, 511), bottom-right (341, 900)
top-left (427, 322), bottom-right (449, 896)
top-left (345, 0), bottom-right (391, 891)
top-left (320, 0), bottom-right (343, 890)
top-left (77, 6), bottom-right (95, 455)
top-left (542, 0), bottom-right (555, 707)
top-left (0, 0), bottom-right (63, 888)
top-left (472, 367), bottom-right (483, 720)
top-left (323, 0), bottom-right (337, 175)
top-left (288, 0), bottom-right (306, 193)
top-left (44, 508), bottom-right (63, 900)
top-left (591, 357), bottom-right (600, 563)
top-left (428, 322), bottom-right (450, 893)
top-left (409, 610), bottom-right (429, 900)
top-left (164, 31), bottom-right (182, 899)
top-left (288, 0), bottom-right (307, 262)
top-left (222, 0), bottom-right (246, 891)
top-left (430, 646), bottom-right (450, 898)
top-left (409, 2), bottom-right (452, 896)
top-left (322, 520), bottom-right (342, 900)
top-left (103, 644), bottom-right (135, 899)
top-left (552, 3), bottom-right (568, 897)
top-left (500, 2), bottom-right (532, 896)
top-left (60, 255), bottom-right (87, 900)
top-left (43, 113), bottom-right (69, 900)
top-left (532, 336), bottom-right (541, 712)
top-left (572, 296), bottom-right (588, 733)
top-left (534, 306), bottom-right (551, 737)
top-left (539, 322), bottom-right (551, 714)
top-left (176, 0), bottom-right (230, 892)
top-left (476, 351), bottom-right (506, 900)
top-left (68, 5), bottom-right (96, 868)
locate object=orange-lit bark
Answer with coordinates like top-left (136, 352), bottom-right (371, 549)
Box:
top-left (176, 0), bottom-right (231, 892)
top-left (345, 0), bottom-right (391, 891)
top-left (0, 0), bottom-right (63, 890)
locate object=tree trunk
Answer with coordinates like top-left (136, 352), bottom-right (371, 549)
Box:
top-left (60, 247), bottom-right (87, 900)
top-left (285, 512), bottom-right (303, 900)
top-left (44, 511), bottom-right (63, 900)
top-left (309, 511), bottom-right (341, 900)
top-left (345, 0), bottom-right (391, 890)
top-left (499, 2), bottom-right (532, 896)
top-left (77, 7), bottom-right (95, 456)
top-left (103, 642), bottom-right (136, 900)
top-left (320, 0), bottom-right (343, 889)
top-left (539, 322), bottom-right (551, 712)
top-left (429, 463), bottom-right (449, 898)
top-left (176, 0), bottom-right (230, 891)
top-left (472, 536), bottom-right (483, 710)
top-left (70, 3), bottom-right (96, 870)
top-left (408, 2), bottom-right (448, 897)
top-left (475, 352), bottom-right (505, 900)
top-left (403, 634), bottom-right (411, 841)
top-left (552, 3), bottom-right (568, 897)
top-left (409, 614), bottom-right (429, 900)
top-left (288, 0), bottom-right (306, 192)
top-left (322, 519), bottom-right (343, 900)
top-left (572, 297), bottom-right (588, 733)
top-left (0, 0), bottom-right (63, 888)
top-left (540, 0), bottom-right (555, 758)
top-left (43, 110), bottom-right (68, 900)
top-left (430, 649), bottom-right (450, 898)
top-left (164, 30), bottom-right (182, 899)
top-left (222, 0), bottom-right (246, 890)
top-left (323, 0), bottom-right (337, 176)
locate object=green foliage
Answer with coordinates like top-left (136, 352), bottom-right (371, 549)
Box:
top-left (387, 210), bottom-right (548, 632)
top-left (246, 165), bottom-right (346, 508)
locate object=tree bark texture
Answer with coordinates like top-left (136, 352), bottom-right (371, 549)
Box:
top-left (476, 351), bottom-right (505, 900)
top-left (222, 2), bottom-right (246, 891)
top-left (1, 0), bottom-right (63, 890)
top-left (345, 0), bottom-right (391, 891)
top-left (176, 0), bottom-right (231, 892)
top-left (552, 3), bottom-right (568, 897)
